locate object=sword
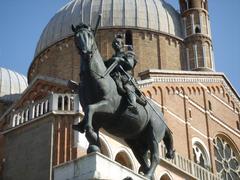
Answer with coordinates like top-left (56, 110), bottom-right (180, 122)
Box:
top-left (102, 60), bottom-right (119, 77)
top-left (94, 14), bottom-right (102, 37)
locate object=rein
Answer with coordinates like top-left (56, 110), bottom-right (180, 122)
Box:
top-left (86, 45), bottom-right (115, 79)
top-left (87, 46), bottom-right (105, 79)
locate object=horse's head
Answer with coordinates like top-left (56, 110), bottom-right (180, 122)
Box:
top-left (72, 23), bottom-right (95, 58)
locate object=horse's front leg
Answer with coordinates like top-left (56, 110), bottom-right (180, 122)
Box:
top-left (84, 100), bottom-right (111, 153)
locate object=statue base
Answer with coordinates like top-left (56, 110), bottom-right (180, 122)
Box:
top-left (53, 152), bottom-right (148, 180)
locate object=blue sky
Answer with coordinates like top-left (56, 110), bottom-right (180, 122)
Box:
top-left (0, 0), bottom-right (239, 94)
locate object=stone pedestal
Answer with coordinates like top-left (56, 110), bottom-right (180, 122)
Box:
top-left (53, 152), bottom-right (148, 180)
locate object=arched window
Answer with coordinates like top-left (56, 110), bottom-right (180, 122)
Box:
top-left (195, 26), bottom-right (201, 33)
top-left (188, 0), bottom-right (192, 8)
top-left (58, 96), bottom-right (63, 110)
top-left (192, 141), bottom-right (210, 169)
top-left (125, 30), bottom-right (133, 47)
top-left (64, 96), bottom-right (69, 111)
top-left (213, 136), bottom-right (240, 179)
top-left (160, 173), bottom-right (172, 180)
top-left (115, 151), bottom-right (133, 170)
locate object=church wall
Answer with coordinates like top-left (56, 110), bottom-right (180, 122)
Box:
top-left (53, 115), bottom-right (78, 166)
top-left (3, 116), bottom-right (54, 180)
top-left (28, 29), bottom-right (184, 83)
top-left (140, 75), bottom-right (240, 173)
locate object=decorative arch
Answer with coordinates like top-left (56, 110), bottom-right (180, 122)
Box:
top-left (192, 137), bottom-right (211, 169)
top-left (211, 86), bottom-right (216, 94)
top-left (196, 87), bottom-right (201, 94)
top-left (220, 86), bottom-right (225, 96)
top-left (207, 86), bottom-right (211, 93)
top-left (146, 91), bottom-right (152, 98)
top-left (58, 96), bottom-right (63, 110)
top-left (192, 87), bottom-right (196, 95)
top-left (175, 87), bottom-right (180, 94)
top-left (230, 101), bottom-right (235, 110)
top-left (114, 149), bottom-right (134, 170)
top-left (159, 171), bottom-right (173, 180)
top-left (170, 87), bottom-right (175, 94)
top-left (187, 87), bottom-right (192, 95)
top-left (225, 94), bottom-right (230, 103)
top-left (99, 134), bottom-right (112, 159)
top-left (180, 87), bottom-right (184, 94)
top-left (213, 134), bottom-right (240, 180)
top-left (152, 86), bottom-right (158, 95)
top-left (165, 87), bottom-right (170, 95)
top-left (216, 86), bottom-right (220, 94)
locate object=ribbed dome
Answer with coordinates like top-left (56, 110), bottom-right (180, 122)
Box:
top-left (34, 0), bottom-right (183, 57)
top-left (0, 67), bottom-right (28, 102)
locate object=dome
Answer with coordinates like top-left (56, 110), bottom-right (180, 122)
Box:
top-left (34, 0), bottom-right (183, 57)
top-left (0, 67), bottom-right (28, 102)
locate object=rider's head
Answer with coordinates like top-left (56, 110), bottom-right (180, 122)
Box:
top-left (112, 34), bottom-right (124, 53)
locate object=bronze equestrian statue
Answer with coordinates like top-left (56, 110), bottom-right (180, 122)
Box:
top-left (71, 23), bottom-right (174, 179)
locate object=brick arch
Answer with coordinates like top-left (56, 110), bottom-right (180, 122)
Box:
top-left (236, 108), bottom-right (240, 114)
top-left (170, 86), bottom-right (175, 94)
top-left (215, 86), bottom-right (220, 94)
top-left (175, 86), bottom-right (180, 94)
top-left (187, 87), bottom-right (192, 95)
top-left (196, 87), bottom-right (201, 94)
top-left (207, 86), bottom-right (211, 93)
top-left (192, 87), bottom-right (196, 95)
top-left (211, 86), bottom-right (216, 94)
top-left (180, 86), bottom-right (184, 94)
top-left (220, 86), bottom-right (225, 96)
top-left (225, 93), bottom-right (230, 103)
top-left (158, 86), bottom-right (163, 94)
top-left (146, 90), bottom-right (152, 98)
top-left (165, 86), bottom-right (170, 95)
top-left (152, 86), bottom-right (158, 95)
top-left (230, 101), bottom-right (235, 110)
top-left (200, 87), bottom-right (205, 93)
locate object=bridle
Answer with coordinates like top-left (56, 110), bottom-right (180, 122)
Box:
top-left (76, 29), bottom-right (105, 79)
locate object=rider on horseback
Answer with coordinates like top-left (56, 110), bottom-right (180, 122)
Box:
top-left (105, 34), bottom-right (139, 112)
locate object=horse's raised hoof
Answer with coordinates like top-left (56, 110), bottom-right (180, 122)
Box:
top-left (72, 123), bottom-right (85, 133)
top-left (138, 166), bottom-right (149, 175)
top-left (87, 145), bottom-right (100, 154)
top-left (165, 149), bottom-right (175, 159)
top-left (144, 173), bottom-right (153, 180)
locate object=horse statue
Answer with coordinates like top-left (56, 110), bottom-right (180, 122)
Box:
top-left (71, 23), bottom-right (174, 179)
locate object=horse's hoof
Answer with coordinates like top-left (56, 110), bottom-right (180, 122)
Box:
top-left (138, 166), bottom-right (149, 174)
top-left (165, 149), bottom-right (175, 159)
top-left (72, 123), bottom-right (85, 133)
top-left (87, 145), bottom-right (100, 154)
top-left (144, 173), bottom-right (153, 180)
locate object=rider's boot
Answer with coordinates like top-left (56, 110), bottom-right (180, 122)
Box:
top-left (127, 91), bottom-right (138, 114)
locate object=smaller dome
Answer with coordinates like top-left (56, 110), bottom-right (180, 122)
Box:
top-left (0, 67), bottom-right (28, 102)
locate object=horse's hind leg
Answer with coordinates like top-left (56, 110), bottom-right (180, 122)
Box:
top-left (145, 127), bottom-right (160, 179)
top-left (125, 139), bottom-right (149, 174)
top-left (163, 128), bottom-right (175, 159)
